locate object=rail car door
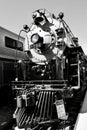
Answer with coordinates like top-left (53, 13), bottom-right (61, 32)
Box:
top-left (3, 62), bottom-right (16, 83)
top-left (2, 61), bottom-right (16, 105)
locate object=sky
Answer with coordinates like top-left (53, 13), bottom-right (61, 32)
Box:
top-left (0, 0), bottom-right (87, 54)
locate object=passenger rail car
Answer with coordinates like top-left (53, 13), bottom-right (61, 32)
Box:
top-left (0, 27), bottom-right (26, 106)
top-left (11, 9), bottom-right (87, 130)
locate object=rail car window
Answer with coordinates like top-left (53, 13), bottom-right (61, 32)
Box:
top-left (5, 36), bottom-right (23, 51)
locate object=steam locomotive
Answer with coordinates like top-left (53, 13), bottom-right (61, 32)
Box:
top-left (12, 9), bottom-right (87, 130)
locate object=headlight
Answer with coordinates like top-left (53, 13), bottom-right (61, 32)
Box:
top-left (31, 34), bottom-right (39, 44)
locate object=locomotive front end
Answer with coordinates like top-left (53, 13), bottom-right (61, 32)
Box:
top-left (12, 9), bottom-right (87, 130)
